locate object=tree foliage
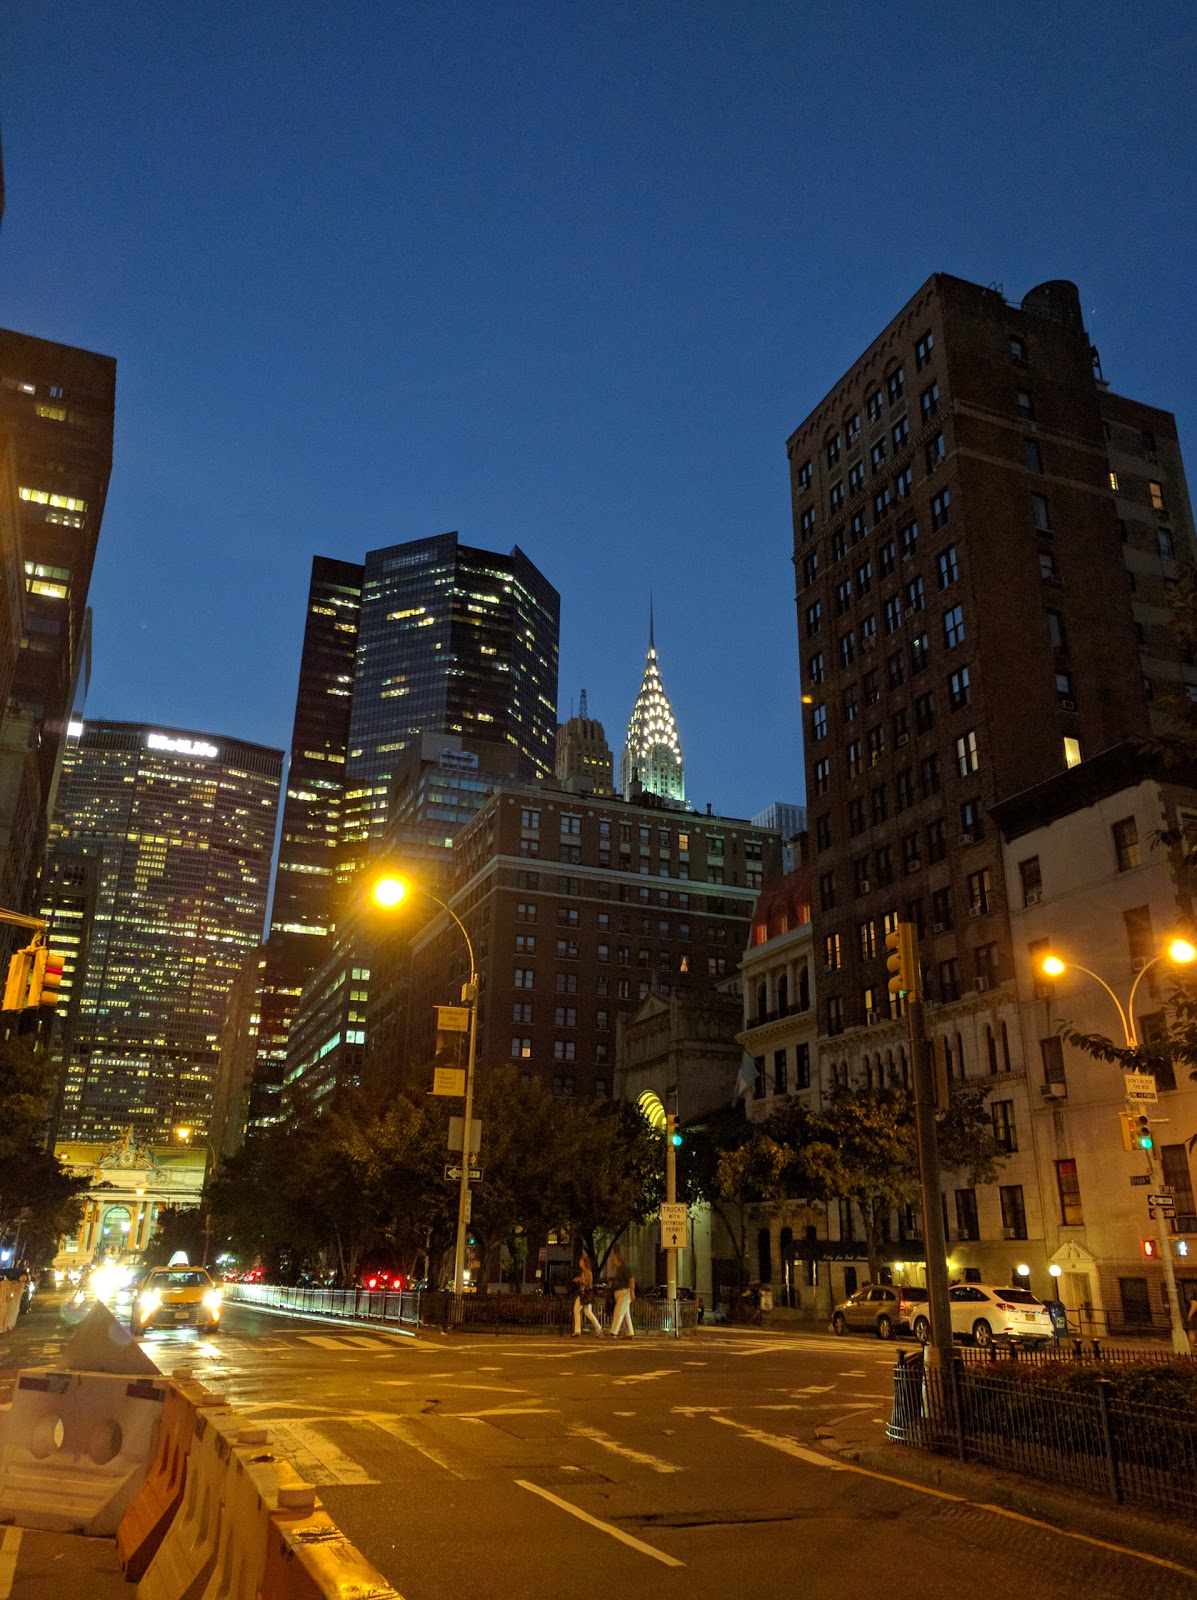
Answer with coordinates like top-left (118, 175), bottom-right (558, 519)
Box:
top-left (206, 1070), bottom-right (660, 1285)
top-left (0, 1036), bottom-right (87, 1267)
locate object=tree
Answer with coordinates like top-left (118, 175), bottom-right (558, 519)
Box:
top-left (0, 1036), bottom-right (87, 1268)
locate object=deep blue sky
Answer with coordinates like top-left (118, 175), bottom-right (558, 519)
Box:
top-left (2, 3), bottom-right (1195, 821)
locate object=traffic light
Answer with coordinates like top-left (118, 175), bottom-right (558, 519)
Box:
top-left (665, 1112), bottom-right (683, 1148)
top-left (1143, 1238), bottom-right (1158, 1259)
top-left (1118, 1111), bottom-right (1136, 1152)
top-left (26, 946), bottom-right (64, 1008)
top-left (2, 944), bottom-right (34, 1010)
top-left (885, 921), bottom-right (919, 1005)
top-left (1135, 1113), bottom-right (1154, 1151)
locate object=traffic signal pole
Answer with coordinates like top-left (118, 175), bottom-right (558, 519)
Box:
top-left (665, 1111), bottom-right (678, 1305)
top-left (888, 921), bottom-right (952, 1369)
top-left (1133, 1108), bottom-right (1191, 1354)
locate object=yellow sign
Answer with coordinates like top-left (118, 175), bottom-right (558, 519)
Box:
top-left (436, 1005), bottom-right (470, 1033)
top-left (432, 1067), bottom-right (466, 1097)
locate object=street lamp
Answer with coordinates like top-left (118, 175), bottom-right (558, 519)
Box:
top-left (1041, 938), bottom-right (1196, 1354)
top-left (372, 873), bottom-right (478, 1296)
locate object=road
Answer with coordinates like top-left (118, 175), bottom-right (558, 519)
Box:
top-left (4, 1299), bottom-right (1195, 1599)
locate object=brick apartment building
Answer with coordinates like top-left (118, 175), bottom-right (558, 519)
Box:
top-left (788, 274), bottom-right (1196, 1052)
top-left (402, 783), bottom-right (783, 1100)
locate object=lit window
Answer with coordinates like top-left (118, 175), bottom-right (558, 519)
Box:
top-left (1150, 481), bottom-right (1166, 512)
top-left (1063, 737), bottom-right (1082, 769)
top-left (1109, 471), bottom-right (1120, 491)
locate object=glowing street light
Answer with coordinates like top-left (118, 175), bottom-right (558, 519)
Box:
top-left (371, 870), bottom-right (478, 1296)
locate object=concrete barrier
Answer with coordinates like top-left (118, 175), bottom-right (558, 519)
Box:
top-left (137, 1405), bottom-right (242, 1600)
top-left (261, 1502), bottom-right (402, 1600)
top-left (117, 1369), bottom-right (226, 1581)
top-left (0, 1368), bottom-right (165, 1533)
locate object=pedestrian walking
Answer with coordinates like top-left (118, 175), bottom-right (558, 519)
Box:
top-left (609, 1246), bottom-right (635, 1338)
top-left (1186, 1292), bottom-right (1197, 1356)
top-left (572, 1252), bottom-right (603, 1337)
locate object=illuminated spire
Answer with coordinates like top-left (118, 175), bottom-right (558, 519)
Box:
top-left (620, 613), bottom-right (685, 804)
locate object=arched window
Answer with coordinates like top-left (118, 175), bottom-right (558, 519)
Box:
top-left (986, 1025), bottom-right (998, 1074)
top-left (777, 973), bottom-right (789, 1013)
top-left (1001, 1021), bottom-right (1011, 1070)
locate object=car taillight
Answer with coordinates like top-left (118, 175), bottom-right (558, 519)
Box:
top-left (995, 1301), bottom-right (1015, 1312)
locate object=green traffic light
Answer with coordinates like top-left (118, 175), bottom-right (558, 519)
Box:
top-left (669, 1132), bottom-right (683, 1147)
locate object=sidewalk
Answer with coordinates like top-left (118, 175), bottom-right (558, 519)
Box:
top-left (0, 1527), bottom-right (127, 1600)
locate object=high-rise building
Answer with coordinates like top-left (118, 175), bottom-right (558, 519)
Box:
top-left (405, 782), bottom-right (782, 1102)
top-left (44, 720), bottom-right (282, 1144)
top-left (242, 537), bottom-right (560, 1135)
top-left (0, 330), bottom-right (116, 924)
top-left (344, 533), bottom-right (560, 856)
top-left (788, 274), bottom-right (1195, 1049)
top-left (620, 613), bottom-right (685, 804)
top-left (555, 689), bottom-right (615, 795)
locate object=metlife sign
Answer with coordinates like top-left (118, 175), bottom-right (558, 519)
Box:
top-left (146, 733), bottom-right (218, 759)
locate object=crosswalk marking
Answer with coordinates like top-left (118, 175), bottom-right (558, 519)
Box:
top-left (264, 1420), bottom-right (379, 1485)
top-left (711, 1414), bottom-right (847, 1471)
top-left (568, 1422), bottom-right (680, 1474)
top-left (297, 1333), bottom-right (396, 1352)
top-left (0, 1526), bottom-right (22, 1600)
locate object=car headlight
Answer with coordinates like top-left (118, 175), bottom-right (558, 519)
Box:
top-left (138, 1289), bottom-right (162, 1319)
top-left (202, 1288), bottom-right (222, 1313)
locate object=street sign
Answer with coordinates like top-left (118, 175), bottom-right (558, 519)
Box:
top-left (435, 1005), bottom-right (470, 1033)
top-left (431, 1067), bottom-right (466, 1097)
top-left (659, 1202), bottom-right (689, 1249)
top-left (1130, 1174), bottom-right (1151, 1186)
top-left (1124, 1071), bottom-right (1158, 1103)
top-left (448, 1116), bottom-right (482, 1153)
top-left (444, 1164), bottom-right (484, 1183)
top-left (1149, 1193), bottom-right (1177, 1210)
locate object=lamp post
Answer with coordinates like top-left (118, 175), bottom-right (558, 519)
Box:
top-left (171, 1125), bottom-right (216, 1267)
top-left (373, 874), bottom-right (479, 1296)
top-left (1041, 938), bottom-right (1196, 1355)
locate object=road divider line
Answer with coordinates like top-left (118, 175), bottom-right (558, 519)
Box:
top-left (516, 1479), bottom-right (684, 1567)
top-left (0, 1527), bottom-right (22, 1600)
top-left (612, 1368), bottom-right (680, 1387)
top-left (711, 1415), bottom-right (848, 1470)
top-left (455, 1405), bottom-right (559, 1418)
top-left (568, 1422), bottom-right (681, 1474)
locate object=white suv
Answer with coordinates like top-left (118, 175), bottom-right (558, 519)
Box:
top-left (910, 1283), bottom-right (1052, 1347)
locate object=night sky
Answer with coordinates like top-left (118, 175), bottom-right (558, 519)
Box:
top-left (2, 3), bottom-right (1195, 822)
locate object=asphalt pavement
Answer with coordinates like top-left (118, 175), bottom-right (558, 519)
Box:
top-left (3, 1298), bottom-right (1196, 1599)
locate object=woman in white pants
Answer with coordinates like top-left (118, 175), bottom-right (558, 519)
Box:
top-left (608, 1246), bottom-right (635, 1338)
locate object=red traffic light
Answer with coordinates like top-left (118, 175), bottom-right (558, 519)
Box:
top-left (1143, 1238), bottom-right (1157, 1259)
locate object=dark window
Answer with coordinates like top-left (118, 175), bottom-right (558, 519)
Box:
top-left (920, 382), bottom-right (939, 418)
top-left (920, 754), bottom-right (940, 797)
top-left (991, 1100), bottom-right (1017, 1153)
top-left (1112, 816), bottom-right (1141, 872)
top-left (1000, 1185), bottom-right (1027, 1240)
top-left (939, 959), bottom-right (961, 1002)
top-left (954, 1188), bottom-right (979, 1241)
top-left (1041, 1036), bottom-right (1066, 1090)
top-left (915, 331), bottom-right (934, 370)
top-left (926, 819), bottom-right (946, 863)
top-left (896, 768), bottom-right (915, 811)
top-left (1125, 904), bottom-right (1154, 969)
top-left (931, 886), bottom-right (952, 930)
top-left (1019, 856), bottom-right (1042, 904)
top-left (937, 546), bottom-right (959, 588)
top-left (910, 633), bottom-right (930, 674)
top-left (914, 692), bottom-right (935, 734)
top-left (1023, 438), bottom-right (1043, 474)
top-left (948, 666), bottom-right (971, 711)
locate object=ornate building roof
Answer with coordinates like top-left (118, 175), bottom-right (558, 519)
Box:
top-left (620, 609), bottom-right (685, 804)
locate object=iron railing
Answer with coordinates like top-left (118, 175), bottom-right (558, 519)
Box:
top-left (888, 1349), bottom-right (1197, 1516)
top-left (223, 1282), bottom-right (699, 1337)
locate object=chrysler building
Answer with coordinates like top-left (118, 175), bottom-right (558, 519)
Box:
top-left (620, 609), bottom-right (685, 804)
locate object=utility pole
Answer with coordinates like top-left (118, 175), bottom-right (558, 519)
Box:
top-left (887, 921), bottom-right (951, 1368)
top-left (665, 1106), bottom-right (678, 1305)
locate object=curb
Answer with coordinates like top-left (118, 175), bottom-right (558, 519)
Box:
top-left (816, 1431), bottom-right (1197, 1569)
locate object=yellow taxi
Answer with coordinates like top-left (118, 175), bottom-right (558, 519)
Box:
top-left (131, 1266), bottom-right (222, 1336)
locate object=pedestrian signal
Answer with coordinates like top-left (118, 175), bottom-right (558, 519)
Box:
top-left (1143, 1238), bottom-right (1157, 1259)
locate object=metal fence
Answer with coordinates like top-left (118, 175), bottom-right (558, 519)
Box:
top-left (223, 1282), bottom-right (699, 1337)
top-left (888, 1350), bottom-right (1197, 1516)
top-left (956, 1340), bottom-right (1194, 1370)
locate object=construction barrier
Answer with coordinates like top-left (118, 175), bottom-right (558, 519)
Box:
top-left (116, 1368), bottom-right (226, 1581)
top-left (262, 1502), bottom-right (401, 1600)
top-left (137, 1404), bottom-right (243, 1600)
top-left (0, 1368), bottom-right (165, 1534)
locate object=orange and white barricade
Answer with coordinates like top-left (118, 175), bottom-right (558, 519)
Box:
top-left (117, 1371), bottom-right (226, 1581)
top-left (262, 1500), bottom-right (402, 1600)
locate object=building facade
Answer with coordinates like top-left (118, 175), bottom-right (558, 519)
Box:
top-left (555, 692), bottom-right (616, 795)
top-left (0, 329), bottom-right (116, 928)
top-left (404, 783), bottom-right (782, 1103)
top-left (45, 720), bottom-right (282, 1144)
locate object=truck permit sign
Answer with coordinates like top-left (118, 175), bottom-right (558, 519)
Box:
top-left (1124, 1071), bottom-right (1158, 1103)
top-left (659, 1202), bottom-right (689, 1249)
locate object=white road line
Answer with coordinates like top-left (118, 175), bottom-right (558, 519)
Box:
top-left (0, 1527), bottom-right (22, 1600)
top-left (568, 1422), bottom-right (680, 1474)
top-left (339, 1334), bottom-right (397, 1350)
top-left (711, 1414), bottom-right (847, 1470)
top-left (516, 1479), bottom-right (684, 1567)
top-left (455, 1405), bottom-right (558, 1418)
top-left (265, 1420), bottom-right (379, 1485)
top-left (611, 1368), bottom-right (680, 1386)
top-left (367, 1413), bottom-right (464, 1478)
top-left (300, 1334), bottom-right (356, 1350)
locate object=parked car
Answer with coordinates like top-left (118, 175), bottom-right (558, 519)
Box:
top-left (832, 1282), bottom-right (928, 1339)
top-left (914, 1283), bottom-right (1053, 1347)
top-left (131, 1266), bottom-right (222, 1336)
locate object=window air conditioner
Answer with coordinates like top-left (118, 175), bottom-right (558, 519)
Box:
top-left (1041, 1081), bottom-right (1066, 1099)
top-left (960, 834), bottom-right (977, 847)
top-left (862, 636), bottom-right (877, 651)
top-left (1131, 957), bottom-right (1147, 972)
top-left (975, 976), bottom-right (990, 992)
top-left (1060, 698), bottom-right (1075, 711)
top-left (968, 905), bottom-right (984, 919)
top-left (897, 733), bottom-right (909, 747)
top-left (932, 921), bottom-right (946, 934)
top-left (1024, 889), bottom-right (1041, 905)
top-left (867, 1009), bottom-right (881, 1025)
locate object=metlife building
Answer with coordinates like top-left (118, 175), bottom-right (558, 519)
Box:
top-left (44, 719), bottom-right (282, 1143)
